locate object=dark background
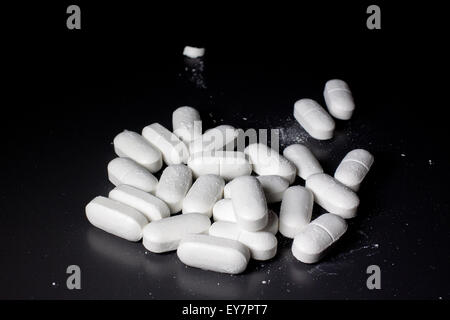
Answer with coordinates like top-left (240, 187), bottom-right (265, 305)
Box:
top-left (1, 1), bottom-right (448, 299)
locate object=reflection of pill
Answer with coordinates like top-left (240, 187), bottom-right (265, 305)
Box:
top-left (283, 144), bottom-right (323, 180)
top-left (280, 186), bottom-right (313, 238)
top-left (86, 196), bottom-right (148, 242)
top-left (189, 125), bottom-right (238, 155)
top-left (142, 123), bottom-right (189, 165)
top-left (209, 221), bottom-right (277, 261)
top-left (292, 213), bottom-right (347, 263)
top-left (107, 157), bottom-right (158, 193)
top-left (143, 213), bottom-right (211, 253)
top-left (182, 175), bottom-right (225, 217)
top-left (187, 151), bottom-right (252, 180)
top-left (172, 106), bottom-right (202, 143)
top-left (183, 46), bottom-right (205, 58)
top-left (155, 165), bottom-right (192, 213)
top-left (177, 234), bottom-right (250, 274)
top-left (324, 79), bottom-right (355, 120)
top-left (294, 99), bottom-right (335, 140)
top-left (212, 199), bottom-right (278, 235)
top-left (230, 176), bottom-right (268, 232)
top-left (109, 185), bottom-right (170, 221)
top-left (306, 173), bottom-right (359, 219)
top-left (245, 143), bottom-right (297, 184)
top-left (113, 130), bottom-right (162, 172)
top-left (334, 149), bottom-right (374, 191)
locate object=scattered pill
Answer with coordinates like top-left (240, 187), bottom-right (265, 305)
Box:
top-left (142, 123), bottom-right (189, 165)
top-left (279, 186), bottom-right (313, 238)
top-left (283, 144), bottom-right (323, 180)
top-left (172, 106), bottom-right (202, 143)
top-left (324, 79), bottom-right (355, 120)
top-left (142, 213), bottom-right (211, 253)
top-left (292, 213), bottom-right (347, 263)
top-left (107, 157), bottom-right (158, 193)
top-left (212, 199), bottom-right (278, 235)
top-left (155, 164), bottom-right (193, 213)
top-left (177, 234), bottom-right (250, 274)
top-left (245, 143), bottom-right (297, 184)
top-left (86, 196), bottom-right (148, 241)
top-left (334, 149), bottom-right (374, 191)
top-left (187, 151), bottom-right (252, 180)
top-left (108, 185), bottom-right (170, 221)
top-left (182, 174), bottom-right (225, 217)
top-left (113, 130), bottom-right (163, 173)
top-left (230, 176), bottom-right (268, 232)
top-left (183, 46), bottom-right (205, 58)
top-left (306, 173), bottom-right (359, 219)
top-left (189, 125), bottom-right (238, 155)
top-left (209, 221), bottom-right (278, 260)
top-left (255, 175), bottom-right (289, 203)
top-left (293, 99), bottom-right (335, 140)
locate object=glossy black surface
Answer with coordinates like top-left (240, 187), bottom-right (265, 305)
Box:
top-left (1, 2), bottom-right (448, 299)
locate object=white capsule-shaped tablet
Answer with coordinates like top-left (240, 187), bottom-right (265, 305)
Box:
top-left (189, 125), bottom-right (238, 155)
top-left (209, 221), bottom-right (278, 261)
top-left (107, 157), bottom-right (158, 193)
top-left (143, 213), bottom-right (211, 253)
top-left (113, 130), bottom-right (162, 173)
top-left (230, 176), bottom-right (268, 232)
top-left (283, 144), bottom-right (323, 180)
top-left (244, 143), bottom-right (297, 184)
top-left (279, 186), bottom-right (313, 238)
top-left (212, 199), bottom-right (278, 235)
top-left (305, 173), bottom-right (359, 219)
top-left (292, 213), bottom-right (347, 263)
top-left (86, 196), bottom-right (148, 241)
top-left (108, 185), bottom-right (170, 222)
top-left (183, 46), bottom-right (205, 58)
top-left (293, 99), bottom-right (335, 140)
top-left (324, 79), bottom-right (355, 120)
top-left (182, 175), bottom-right (225, 217)
top-left (177, 234), bottom-right (250, 274)
top-left (142, 123), bottom-right (189, 165)
top-left (187, 151), bottom-right (252, 180)
top-left (172, 106), bottom-right (202, 143)
top-left (334, 149), bottom-right (374, 191)
top-left (256, 175), bottom-right (289, 203)
top-left (155, 165), bottom-right (193, 213)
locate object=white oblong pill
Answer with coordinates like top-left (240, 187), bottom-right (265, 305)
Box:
top-left (172, 106), bottom-right (202, 143)
top-left (223, 180), bottom-right (232, 198)
top-left (108, 185), bottom-right (170, 221)
top-left (279, 186), bottom-right (313, 238)
top-left (155, 165), bottom-right (193, 213)
top-left (244, 143), bottom-right (297, 184)
top-left (230, 176), bottom-right (268, 232)
top-left (143, 213), bottom-right (211, 253)
top-left (212, 199), bottom-right (278, 235)
top-left (293, 99), bottom-right (335, 140)
top-left (324, 79), bottom-right (355, 120)
top-left (187, 151), bottom-right (252, 180)
top-left (334, 149), bottom-right (374, 191)
top-left (189, 125), bottom-right (238, 155)
top-left (142, 123), bottom-right (189, 165)
top-left (305, 173), bottom-right (359, 219)
top-left (86, 196), bottom-right (148, 241)
top-left (183, 46), bottom-right (205, 58)
top-left (107, 157), bottom-right (158, 193)
top-left (256, 175), bottom-right (289, 203)
top-left (182, 174), bottom-right (225, 217)
top-left (283, 144), bottom-right (323, 180)
top-left (292, 213), bottom-right (347, 263)
top-left (177, 234), bottom-right (250, 274)
top-left (113, 130), bottom-right (162, 173)
top-left (209, 221), bottom-right (278, 261)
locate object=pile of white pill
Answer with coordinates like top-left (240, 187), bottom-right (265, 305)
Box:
top-left (86, 78), bottom-right (374, 274)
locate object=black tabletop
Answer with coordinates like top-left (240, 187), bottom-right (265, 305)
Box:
top-left (1, 2), bottom-right (448, 300)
